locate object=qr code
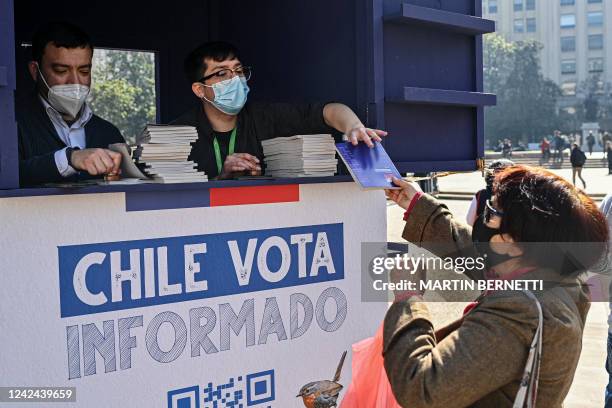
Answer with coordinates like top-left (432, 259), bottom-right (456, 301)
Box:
top-left (168, 370), bottom-right (275, 408)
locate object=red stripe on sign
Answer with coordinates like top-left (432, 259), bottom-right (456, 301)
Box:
top-left (209, 185), bottom-right (300, 207)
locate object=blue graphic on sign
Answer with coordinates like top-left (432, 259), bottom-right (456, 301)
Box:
top-left (58, 224), bottom-right (343, 317)
top-left (168, 386), bottom-right (200, 408)
top-left (168, 370), bottom-right (275, 408)
top-left (246, 370), bottom-right (275, 406)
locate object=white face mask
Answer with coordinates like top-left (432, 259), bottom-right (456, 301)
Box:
top-left (37, 64), bottom-right (90, 119)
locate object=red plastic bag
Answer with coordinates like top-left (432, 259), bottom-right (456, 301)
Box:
top-left (340, 324), bottom-right (402, 408)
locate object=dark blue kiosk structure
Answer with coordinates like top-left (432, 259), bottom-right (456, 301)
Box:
top-left (0, 1), bottom-right (494, 406)
top-left (0, 0), bottom-right (495, 193)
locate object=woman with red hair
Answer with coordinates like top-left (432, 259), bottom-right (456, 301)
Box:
top-left (383, 165), bottom-right (609, 407)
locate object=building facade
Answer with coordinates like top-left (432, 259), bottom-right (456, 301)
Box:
top-left (483, 0), bottom-right (612, 108)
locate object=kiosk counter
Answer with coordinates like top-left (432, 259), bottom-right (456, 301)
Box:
top-left (0, 0), bottom-right (493, 405)
top-left (0, 178), bottom-right (389, 406)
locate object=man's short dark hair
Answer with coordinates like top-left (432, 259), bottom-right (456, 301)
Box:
top-left (32, 22), bottom-right (93, 64)
top-left (184, 41), bottom-right (241, 83)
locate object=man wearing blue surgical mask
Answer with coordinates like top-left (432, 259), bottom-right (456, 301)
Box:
top-left (174, 41), bottom-right (387, 180)
top-left (16, 22), bottom-right (125, 187)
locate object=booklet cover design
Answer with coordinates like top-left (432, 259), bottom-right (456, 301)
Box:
top-left (335, 141), bottom-right (402, 190)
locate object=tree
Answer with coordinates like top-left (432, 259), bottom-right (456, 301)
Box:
top-left (89, 50), bottom-right (157, 143)
top-left (599, 83), bottom-right (612, 130)
top-left (575, 74), bottom-right (612, 129)
top-left (579, 74), bottom-right (602, 122)
top-left (484, 35), bottom-right (562, 147)
top-left (89, 79), bottom-right (139, 137)
top-left (483, 34), bottom-right (515, 97)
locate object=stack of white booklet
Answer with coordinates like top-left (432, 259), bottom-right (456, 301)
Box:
top-left (135, 125), bottom-right (208, 183)
top-left (262, 135), bottom-right (337, 177)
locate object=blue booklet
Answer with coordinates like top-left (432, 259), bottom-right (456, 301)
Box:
top-left (335, 141), bottom-right (402, 190)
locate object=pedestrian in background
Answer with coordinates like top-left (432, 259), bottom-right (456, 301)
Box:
top-left (466, 159), bottom-right (514, 226)
top-left (570, 143), bottom-right (587, 188)
top-left (540, 137), bottom-right (550, 164)
top-left (590, 194), bottom-right (612, 407)
top-left (502, 139), bottom-right (512, 159)
top-left (553, 131), bottom-right (564, 164)
top-left (606, 141), bottom-right (612, 175)
top-left (602, 132), bottom-right (611, 153)
top-left (587, 131), bottom-right (596, 156)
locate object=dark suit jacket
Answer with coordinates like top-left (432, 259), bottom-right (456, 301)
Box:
top-left (16, 91), bottom-right (125, 187)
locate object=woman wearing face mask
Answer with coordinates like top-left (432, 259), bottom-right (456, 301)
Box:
top-left (465, 159), bottom-right (514, 226)
top-left (382, 165), bottom-right (609, 408)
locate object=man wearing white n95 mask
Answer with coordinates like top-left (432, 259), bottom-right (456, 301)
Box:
top-left (16, 22), bottom-right (125, 187)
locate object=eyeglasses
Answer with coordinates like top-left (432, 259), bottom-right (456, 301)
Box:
top-left (484, 199), bottom-right (504, 224)
top-left (199, 66), bottom-right (253, 83)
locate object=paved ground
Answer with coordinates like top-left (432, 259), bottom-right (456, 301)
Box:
top-left (387, 166), bottom-right (610, 407)
top-left (437, 166), bottom-right (610, 196)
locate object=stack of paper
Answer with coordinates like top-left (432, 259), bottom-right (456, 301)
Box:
top-left (262, 135), bottom-right (337, 177)
top-left (135, 125), bottom-right (208, 183)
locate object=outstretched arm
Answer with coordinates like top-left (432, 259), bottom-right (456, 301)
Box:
top-left (322, 103), bottom-right (387, 147)
top-left (386, 177), bottom-right (484, 281)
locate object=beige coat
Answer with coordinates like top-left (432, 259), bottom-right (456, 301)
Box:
top-left (383, 194), bottom-right (590, 408)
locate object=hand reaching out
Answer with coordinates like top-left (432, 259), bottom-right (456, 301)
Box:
top-left (385, 177), bottom-right (423, 210)
top-left (345, 124), bottom-right (388, 148)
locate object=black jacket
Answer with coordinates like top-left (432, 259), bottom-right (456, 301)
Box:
top-left (570, 148), bottom-right (586, 167)
top-left (172, 101), bottom-right (336, 178)
top-left (16, 91), bottom-right (124, 187)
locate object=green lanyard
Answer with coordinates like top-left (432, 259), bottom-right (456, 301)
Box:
top-left (213, 127), bottom-right (237, 175)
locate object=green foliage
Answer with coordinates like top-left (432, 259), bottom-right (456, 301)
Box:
top-left (484, 35), bottom-right (562, 146)
top-left (483, 34), bottom-right (515, 95)
top-left (577, 74), bottom-right (612, 128)
top-left (89, 50), bottom-right (156, 144)
top-left (599, 83), bottom-right (612, 130)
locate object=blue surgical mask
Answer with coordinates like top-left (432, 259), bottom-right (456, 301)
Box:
top-left (202, 75), bottom-right (249, 115)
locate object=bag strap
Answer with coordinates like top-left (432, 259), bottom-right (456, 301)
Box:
top-left (512, 290), bottom-right (544, 408)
